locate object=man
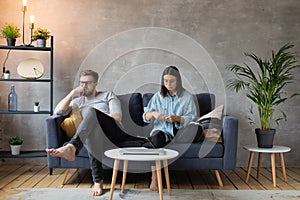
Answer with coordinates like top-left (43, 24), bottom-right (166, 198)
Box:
top-left (46, 69), bottom-right (124, 196)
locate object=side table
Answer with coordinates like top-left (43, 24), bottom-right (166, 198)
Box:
top-left (104, 147), bottom-right (179, 200)
top-left (243, 145), bottom-right (291, 187)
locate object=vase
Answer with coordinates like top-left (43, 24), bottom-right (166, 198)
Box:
top-left (6, 38), bottom-right (16, 46)
top-left (4, 73), bottom-right (10, 79)
top-left (10, 145), bottom-right (22, 155)
top-left (255, 128), bottom-right (276, 148)
top-left (34, 105), bottom-right (40, 112)
top-left (36, 39), bottom-right (46, 47)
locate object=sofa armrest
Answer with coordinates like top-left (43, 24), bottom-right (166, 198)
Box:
top-left (222, 115), bottom-right (239, 169)
top-left (45, 114), bottom-right (67, 149)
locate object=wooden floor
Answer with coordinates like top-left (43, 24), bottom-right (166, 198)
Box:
top-left (0, 164), bottom-right (299, 197)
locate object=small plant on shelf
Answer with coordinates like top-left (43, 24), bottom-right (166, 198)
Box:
top-left (32, 27), bottom-right (50, 41)
top-left (34, 101), bottom-right (40, 112)
top-left (1, 23), bottom-right (21, 46)
top-left (3, 69), bottom-right (10, 79)
top-left (0, 23), bottom-right (21, 39)
top-left (9, 136), bottom-right (24, 145)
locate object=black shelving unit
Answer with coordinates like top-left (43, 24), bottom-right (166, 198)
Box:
top-left (0, 36), bottom-right (54, 158)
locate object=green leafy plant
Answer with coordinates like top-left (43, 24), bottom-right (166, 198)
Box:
top-left (32, 27), bottom-right (50, 41)
top-left (226, 43), bottom-right (299, 130)
top-left (9, 136), bottom-right (24, 145)
top-left (0, 23), bottom-right (21, 39)
top-left (34, 101), bottom-right (39, 106)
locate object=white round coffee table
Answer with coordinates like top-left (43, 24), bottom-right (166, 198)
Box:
top-left (243, 145), bottom-right (291, 187)
top-left (104, 147), bottom-right (179, 200)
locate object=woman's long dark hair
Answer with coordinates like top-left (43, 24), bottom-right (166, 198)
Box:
top-left (160, 66), bottom-right (184, 97)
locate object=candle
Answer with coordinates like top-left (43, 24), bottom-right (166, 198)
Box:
top-left (30, 16), bottom-right (34, 23)
top-left (22, 0), bottom-right (27, 12)
top-left (30, 16), bottom-right (35, 29)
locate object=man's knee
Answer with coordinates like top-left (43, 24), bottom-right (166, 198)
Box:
top-left (81, 107), bottom-right (97, 117)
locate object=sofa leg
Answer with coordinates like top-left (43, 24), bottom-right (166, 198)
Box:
top-left (49, 168), bottom-right (53, 175)
top-left (215, 170), bottom-right (223, 187)
top-left (61, 168), bottom-right (70, 186)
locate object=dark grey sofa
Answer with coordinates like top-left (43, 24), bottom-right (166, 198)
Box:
top-left (46, 93), bottom-right (238, 186)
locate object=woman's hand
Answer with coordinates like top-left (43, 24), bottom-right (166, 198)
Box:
top-left (151, 111), bottom-right (164, 120)
top-left (164, 115), bottom-right (183, 124)
top-left (146, 111), bottom-right (164, 121)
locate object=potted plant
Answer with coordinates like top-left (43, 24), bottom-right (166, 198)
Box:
top-left (0, 23), bottom-right (21, 46)
top-left (9, 136), bottom-right (24, 155)
top-left (226, 43), bottom-right (299, 148)
top-left (4, 69), bottom-right (10, 79)
top-left (32, 27), bottom-right (50, 47)
top-left (34, 101), bottom-right (40, 112)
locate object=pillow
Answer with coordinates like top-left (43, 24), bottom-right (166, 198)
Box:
top-left (60, 106), bottom-right (82, 139)
top-left (194, 104), bottom-right (224, 143)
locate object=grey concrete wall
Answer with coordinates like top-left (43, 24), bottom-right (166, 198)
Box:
top-left (0, 0), bottom-right (299, 166)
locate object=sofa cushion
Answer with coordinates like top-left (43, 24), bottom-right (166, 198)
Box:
top-left (195, 104), bottom-right (224, 143)
top-left (60, 106), bottom-right (82, 139)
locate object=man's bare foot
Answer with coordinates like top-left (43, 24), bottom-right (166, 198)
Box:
top-left (150, 178), bottom-right (158, 192)
top-left (45, 144), bottom-right (76, 161)
top-left (91, 180), bottom-right (103, 196)
top-left (150, 167), bottom-right (158, 192)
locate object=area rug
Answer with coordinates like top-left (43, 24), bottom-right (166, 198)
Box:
top-left (2, 188), bottom-right (300, 200)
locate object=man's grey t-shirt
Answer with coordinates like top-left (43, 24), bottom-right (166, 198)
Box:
top-left (54, 91), bottom-right (122, 117)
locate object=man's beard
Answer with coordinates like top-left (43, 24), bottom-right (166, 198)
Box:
top-left (83, 89), bottom-right (94, 97)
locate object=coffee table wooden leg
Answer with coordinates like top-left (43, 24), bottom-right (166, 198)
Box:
top-left (245, 151), bottom-right (254, 183)
top-left (257, 152), bottom-right (262, 179)
top-left (163, 160), bottom-right (171, 196)
top-left (156, 160), bottom-right (163, 200)
top-left (121, 160), bottom-right (128, 193)
top-left (109, 159), bottom-right (120, 200)
top-left (270, 153), bottom-right (276, 187)
top-left (279, 152), bottom-right (287, 182)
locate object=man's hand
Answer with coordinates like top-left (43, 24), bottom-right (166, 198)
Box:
top-left (72, 86), bottom-right (84, 96)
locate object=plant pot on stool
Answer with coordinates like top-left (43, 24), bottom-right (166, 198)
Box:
top-left (255, 128), bottom-right (275, 148)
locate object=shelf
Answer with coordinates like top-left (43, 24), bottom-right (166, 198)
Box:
top-left (0, 78), bottom-right (51, 82)
top-left (0, 45), bottom-right (51, 51)
top-left (0, 150), bottom-right (47, 158)
top-left (0, 110), bottom-right (51, 114)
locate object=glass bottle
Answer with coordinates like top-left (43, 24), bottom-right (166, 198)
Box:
top-left (8, 85), bottom-right (17, 111)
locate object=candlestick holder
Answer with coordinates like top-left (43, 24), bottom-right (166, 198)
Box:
top-left (21, 4), bottom-right (34, 47)
top-left (21, 5), bottom-right (27, 46)
top-left (27, 22), bottom-right (34, 47)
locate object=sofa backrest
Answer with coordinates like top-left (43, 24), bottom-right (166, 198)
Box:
top-left (194, 93), bottom-right (215, 117)
top-left (117, 92), bottom-right (215, 137)
top-left (117, 93), bottom-right (144, 137)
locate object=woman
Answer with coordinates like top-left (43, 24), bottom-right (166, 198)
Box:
top-left (142, 66), bottom-right (197, 190)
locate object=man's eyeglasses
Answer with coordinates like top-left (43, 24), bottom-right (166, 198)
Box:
top-left (79, 81), bottom-right (95, 86)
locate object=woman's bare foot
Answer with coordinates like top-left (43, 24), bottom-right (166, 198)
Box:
top-left (150, 166), bottom-right (158, 192)
top-left (91, 180), bottom-right (103, 196)
top-left (45, 144), bottom-right (76, 161)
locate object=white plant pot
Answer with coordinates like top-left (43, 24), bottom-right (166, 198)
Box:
top-left (4, 73), bottom-right (10, 79)
top-left (10, 145), bottom-right (22, 155)
top-left (36, 39), bottom-right (46, 47)
top-left (34, 105), bottom-right (40, 112)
